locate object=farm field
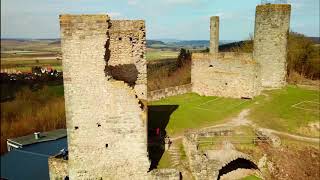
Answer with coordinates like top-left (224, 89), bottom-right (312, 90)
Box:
top-left (150, 85), bottom-right (320, 138)
top-left (1, 40), bottom-right (62, 72)
top-left (1, 58), bottom-right (62, 72)
top-left (146, 49), bottom-right (178, 61)
top-left (1, 58), bottom-right (61, 66)
top-left (0, 39), bottom-right (60, 52)
top-left (0, 48), bottom-right (176, 73)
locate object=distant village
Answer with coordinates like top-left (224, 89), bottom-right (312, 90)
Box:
top-left (1, 66), bottom-right (62, 82)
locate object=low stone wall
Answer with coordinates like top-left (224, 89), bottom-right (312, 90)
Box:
top-left (148, 84), bottom-right (192, 101)
top-left (48, 157), bottom-right (68, 180)
top-left (150, 169), bottom-right (181, 180)
top-left (48, 157), bottom-right (181, 180)
top-left (255, 128), bottom-right (281, 147)
top-left (182, 128), bottom-right (259, 180)
top-left (183, 134), bottom-right (217, 180)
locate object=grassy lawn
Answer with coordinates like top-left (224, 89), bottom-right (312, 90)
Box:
top-left (157, 151), bottom-right (172, 169)
top-left (249, 85), bottom-right (319, 137)
top-left (157, 139), bottom-right (186, 169)
top-left (149, 93), bottom-right (253, 136)
top-left (146, 50), bottom-right (178, 61)
top-left (150, 85), bottom-right (319, 138)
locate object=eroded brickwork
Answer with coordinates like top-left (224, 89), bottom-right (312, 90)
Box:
top-left (253, 4), bottom-right (291, 88)
top-left (60, 15), bottom-right (150, 179)
top-left (108, 20), bottom-right (147, 99)
top-left (192, 4), bottom-right (291, 98)
top-left (192, 52), bottom-right (261, 98)
top-left (147, 84), bottom-right (192, 101)
top-left (48, 157), bottom-right (68, 180)
top-left (183, 128), bottom-right (258, 180)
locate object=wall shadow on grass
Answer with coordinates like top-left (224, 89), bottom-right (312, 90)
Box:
top-left (147, 105), bottom-right (179, 170)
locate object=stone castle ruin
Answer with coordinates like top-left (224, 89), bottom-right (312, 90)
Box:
top-left (253, 4), bottom-right (291, 88)
top-left (49, 3), bottom-right (291, 180)
top-left (50, 15), bottom-right (179, 179)
top-left (59, 15), bottom-right (150, 179)
top-left (192, 4), bottom-right (291, 98)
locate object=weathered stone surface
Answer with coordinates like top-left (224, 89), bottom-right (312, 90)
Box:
top-left (150, 169), bottom-right (181, 180)
top-left (256, 128), bottom-right (281, 147)
top-left (253, 4), bottom-right (291, 88)
top-left (210, 16), bottom-right (219, 54)
top-left (192, 52), bottom-right (261, 99)
top-left (148, 84), bottom-right (192, 101)
top-left (109, 20), bottom-right (147, 100)
top-left (48, 157), bottom-right (68, 180)
top-left (60, 15), bottom-right (150, 179)
top-left (183, 129), bottom-right (258, 180)
top-left (192, 4), bottom-right (291, 98)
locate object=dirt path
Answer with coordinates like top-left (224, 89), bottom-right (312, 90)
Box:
top-left (170, 109), bottom-right (320, 144)
top-left (259, 128), bottom-right (320, 143)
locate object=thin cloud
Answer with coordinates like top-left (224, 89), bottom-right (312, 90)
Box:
top-left (165, 0), bottom-right (196, 4)
top-left (210, 12), bottom-right (235, 20)
top-left (288, 0), bottom-right (305, 9)
top-left (128, 0), bottom-right (138, 5)
top-left (108, 12), bottom-right (122, 18)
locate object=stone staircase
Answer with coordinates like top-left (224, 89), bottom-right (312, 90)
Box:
top-left (168, 143), bottom-right (181, 167)
top-left (168, 142), bottom-right (194, 180)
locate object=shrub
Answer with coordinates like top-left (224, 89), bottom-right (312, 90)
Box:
top-left (231, 32), bottom-right (320, 80)
top-left (0, 86), bottom-right (66, 154)
top-left (148, 49), bottom-right (191, 91)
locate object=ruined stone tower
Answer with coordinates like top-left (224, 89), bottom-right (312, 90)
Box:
top-left (210, 16), bottom-right (219, 54)
top-left (60, 15), bottom-right (150, 179)
top-left (191, 14), bottom-right (261, 99)
top-left (253, 4), bottom-right (291, 88)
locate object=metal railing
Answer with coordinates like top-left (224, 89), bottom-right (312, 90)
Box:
top-left (197, 135), bottom-right (271, 145)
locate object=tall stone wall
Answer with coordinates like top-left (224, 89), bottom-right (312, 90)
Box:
top-left (60, 15), bottom-right (150, 179)
top-left (210, 16), bottom-right (219, 54)
top-left (108, 20), bottom-right (147, 100)
top-left (192, 52), bottom-right (261, 98)
top-left (253, 4), bottom-right (291, 88)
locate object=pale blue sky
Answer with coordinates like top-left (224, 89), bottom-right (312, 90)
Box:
top-left (1, 0), bottom-right (319, 40)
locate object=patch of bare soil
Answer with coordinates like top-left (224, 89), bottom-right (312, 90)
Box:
top-left (262, 144), bottom-right (320, 180)
top-left (298, 122), bottom-right (320, 138)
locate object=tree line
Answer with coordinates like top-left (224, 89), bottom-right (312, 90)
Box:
top-left (232, 32), bottom-right (320, 81)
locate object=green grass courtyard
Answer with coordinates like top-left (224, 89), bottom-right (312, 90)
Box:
top-left (150, 85), bottom-right (320, 137)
